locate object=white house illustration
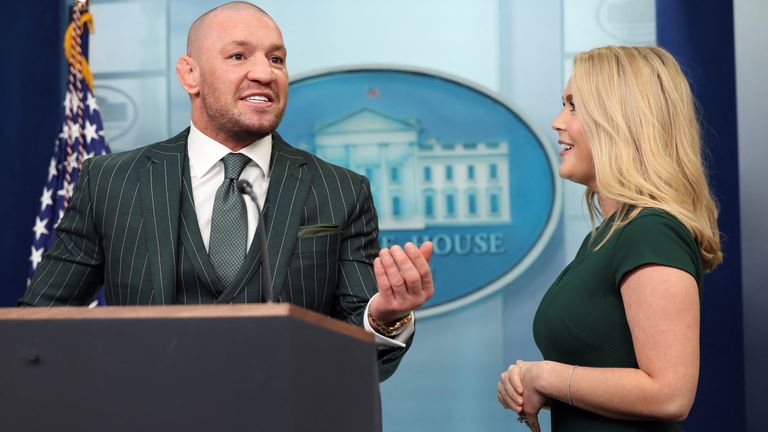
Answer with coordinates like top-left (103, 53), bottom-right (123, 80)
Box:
top-left (313, 108), bottom-right (511, 230)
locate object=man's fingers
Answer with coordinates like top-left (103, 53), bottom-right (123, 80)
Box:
top-left (404, 243), bottom-right (434, 297)
top-left (418, 241), bottom-right (433, 262)
top-left (373, 256), bottom-right (393, 297)
top-left (375, 242), bottom-right (435, 316)
top-left (379, 248), bottom-right (406, 299)
top-left (390, 245), bottom-right (423, 295)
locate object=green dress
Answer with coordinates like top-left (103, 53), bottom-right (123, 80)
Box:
top-left (533, 208), bottom-right (702, 431)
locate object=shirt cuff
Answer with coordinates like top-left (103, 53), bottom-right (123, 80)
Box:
top-left (363, 293), bottom-right (414, 349)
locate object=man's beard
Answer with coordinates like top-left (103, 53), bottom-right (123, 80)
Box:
top-left (200, 89), bottom-right (284, 143)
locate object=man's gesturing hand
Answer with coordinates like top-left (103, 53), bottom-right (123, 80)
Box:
top-left (369, 242), bottom-right (434, 325)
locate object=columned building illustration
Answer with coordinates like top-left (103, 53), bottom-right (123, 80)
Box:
top-left (314, 108), bottom-right (511, 230)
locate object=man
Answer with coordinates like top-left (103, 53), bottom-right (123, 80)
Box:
top-left (20, 2), bottom-right (433, 381)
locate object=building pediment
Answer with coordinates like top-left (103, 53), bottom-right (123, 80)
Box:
top-left (315, 108), bottom-right (420, 135)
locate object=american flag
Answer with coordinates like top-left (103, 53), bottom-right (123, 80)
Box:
top-left (28, 1), bottom-right (110, 285)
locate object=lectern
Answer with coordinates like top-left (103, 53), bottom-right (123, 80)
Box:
top-left (0, 304), bottom-right (380, 432)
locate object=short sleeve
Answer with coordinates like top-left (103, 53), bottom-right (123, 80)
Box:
top-left (611, 212), bottom-right (701, 287)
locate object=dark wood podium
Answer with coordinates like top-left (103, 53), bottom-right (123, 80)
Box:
top-left (0, 304), bottom-right (380, 432)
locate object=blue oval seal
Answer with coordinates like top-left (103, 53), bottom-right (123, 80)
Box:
top-left (279, 67), bottom-right (561, 316)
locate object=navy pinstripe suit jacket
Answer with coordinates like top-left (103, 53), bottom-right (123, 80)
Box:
top-left (21, 129), bottom-right (409, 380)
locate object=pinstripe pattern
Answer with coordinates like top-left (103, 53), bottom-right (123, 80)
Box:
top-left (178, 161), bottom-right (229, 302)
top-left (20, 129), bottom-right (410, 381)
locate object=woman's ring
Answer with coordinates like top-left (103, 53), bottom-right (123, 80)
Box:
top-left (517, 415), bottom-right (528, 423)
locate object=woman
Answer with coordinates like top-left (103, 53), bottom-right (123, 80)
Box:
top-left (497, 46), bottom-right (722, 431)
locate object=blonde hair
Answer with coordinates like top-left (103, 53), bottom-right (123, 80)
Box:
top-left (571, 46), bottom-right (722, 271)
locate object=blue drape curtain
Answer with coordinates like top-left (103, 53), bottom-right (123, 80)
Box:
top-left (657, 1), bottom-right (746, 431)
top-left (0, 0), bottom-right (66, 306)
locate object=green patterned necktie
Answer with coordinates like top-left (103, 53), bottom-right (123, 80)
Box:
top-left (209, 153), bottom-right (252, 287)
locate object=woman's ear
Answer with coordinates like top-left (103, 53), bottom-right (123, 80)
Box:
top-left (176, 55), bottom-right (200, 96)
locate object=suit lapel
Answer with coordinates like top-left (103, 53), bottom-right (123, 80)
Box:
top-left (138, 129), bottom-right (188, 305)
top-left (264, 135), bottom-right (312, 302)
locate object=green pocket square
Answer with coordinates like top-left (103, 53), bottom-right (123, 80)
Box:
top-left (297, 224), bottom-right (341, 238)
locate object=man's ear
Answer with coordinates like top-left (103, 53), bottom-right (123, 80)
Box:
top-left (176, 55), bottom-right (200, 96)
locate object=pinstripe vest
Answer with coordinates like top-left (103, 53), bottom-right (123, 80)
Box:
top-left (176, 155), bottom-right (267, 304)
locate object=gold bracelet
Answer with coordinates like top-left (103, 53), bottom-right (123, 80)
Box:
top-left (368, 311), bottom-right (412, 337)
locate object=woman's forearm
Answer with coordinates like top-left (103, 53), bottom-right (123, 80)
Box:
top-left (533, 360), bottom-right (698, 421)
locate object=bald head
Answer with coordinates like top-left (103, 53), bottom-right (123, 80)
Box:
top-left (187, 2), bottom-right (274, 58)
top-left (175, 1), bottom-right (288, 150)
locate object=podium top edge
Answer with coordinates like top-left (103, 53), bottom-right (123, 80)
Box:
top-left (0, 304), bottom-right (374, 343)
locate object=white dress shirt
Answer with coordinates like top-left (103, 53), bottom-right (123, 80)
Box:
top-left (187, 123), bottom-right (271, 251)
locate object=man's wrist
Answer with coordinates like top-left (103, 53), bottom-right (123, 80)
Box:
top-left (367, 310), bottom-right (412, 337)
